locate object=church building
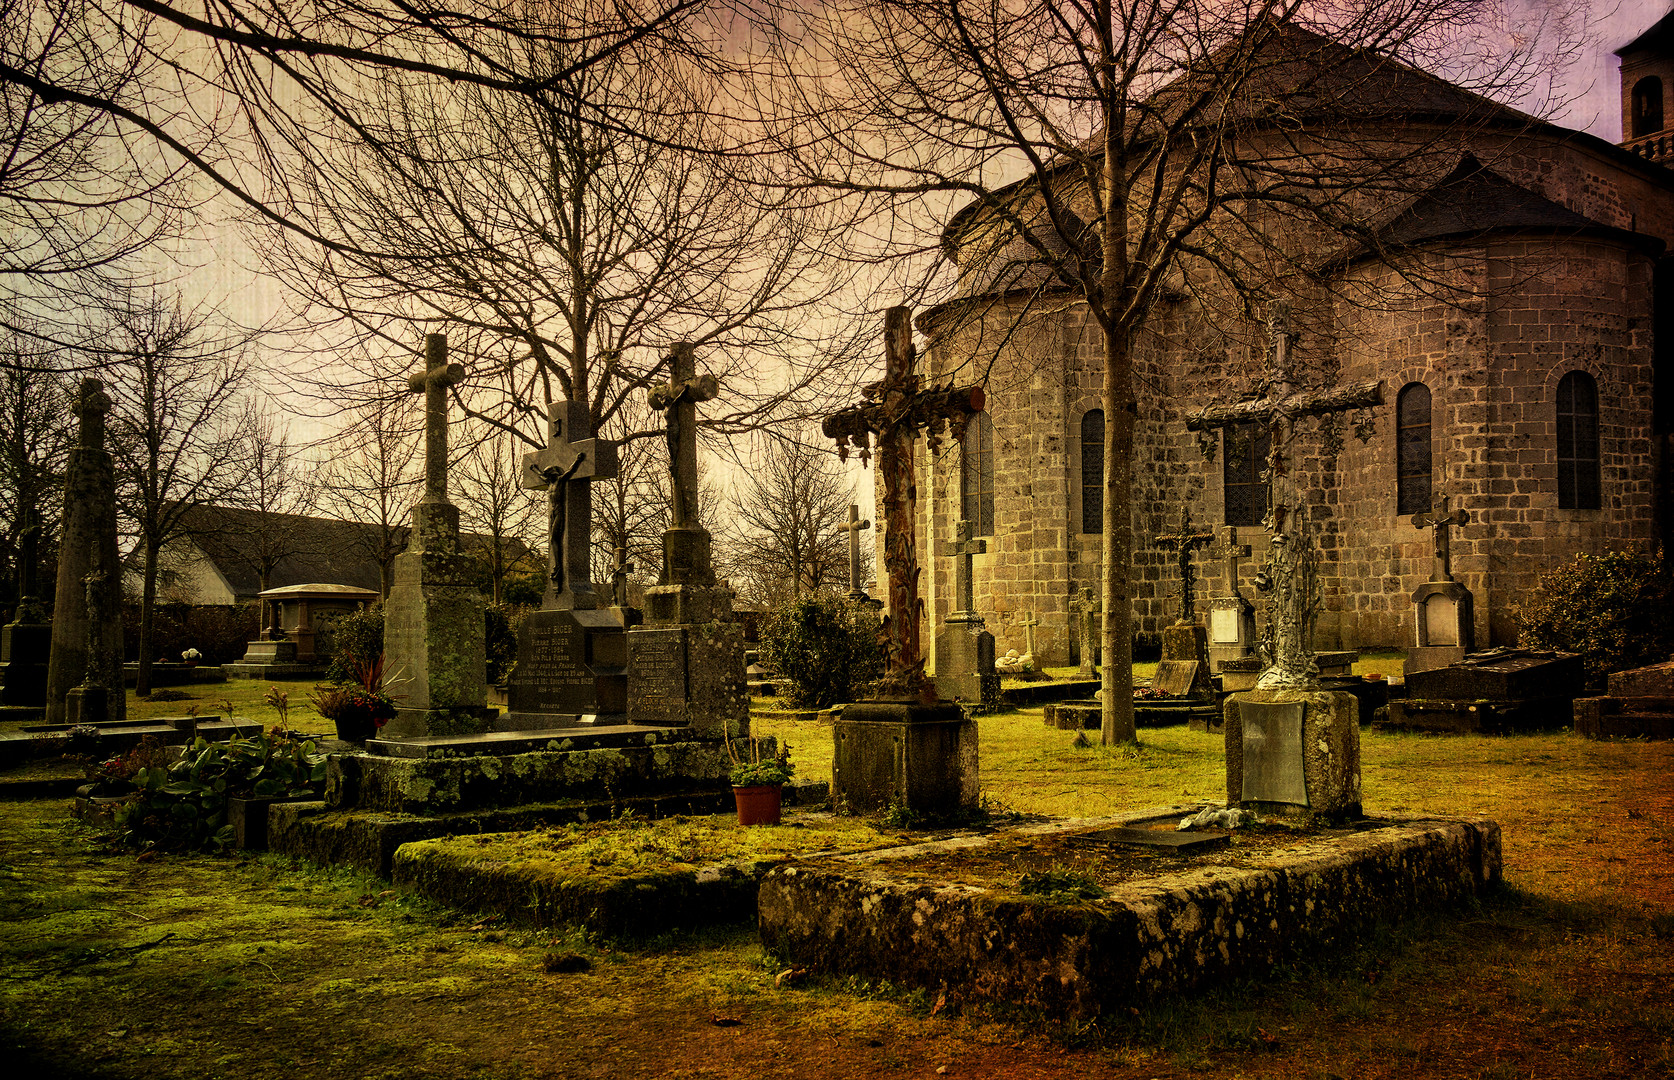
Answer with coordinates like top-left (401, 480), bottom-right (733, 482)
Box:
top-left (898, 16), bottom-right (1674, 668)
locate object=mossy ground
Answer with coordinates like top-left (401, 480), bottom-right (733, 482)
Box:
top-left (0, 682), bottom-right (1669, 1078)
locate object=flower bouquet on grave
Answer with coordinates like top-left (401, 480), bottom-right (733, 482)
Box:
top-left (723, 729), bottom-right (794, 826)
top-left (1134, 685), bottom-right (1173, 700)
top-left (309, 651), bottom-right (398, 743)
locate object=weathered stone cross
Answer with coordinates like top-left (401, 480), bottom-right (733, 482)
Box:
top-left (648, 342), bottom-right (719, 531)
top-left (1155, 509), bottom-right (1216, 626)
top-left (1073, 587), bottom-right (1101, 677)
top-left (521, 397), bottom-right (619, 610)
top-left (1412, 493), bottom-right (1468, 582)
top-left (824, 306), bottom-right (985, 699)
top-left (1185, 302), bottom-right (1384, 689)
top-left (1206, 525), bottom-right (1251, 599)
top-left (947, 519), bottom-right (988, 622)
top-left (839, 503), bottom-right (872, 601)
top-left (407, 334), bottom-right (466, 506)
top-left (1019, 610), bottom-right (1040, 660)
top-left (611, 542), bottom-right (635, 609)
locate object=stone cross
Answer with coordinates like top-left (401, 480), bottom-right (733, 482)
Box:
top-left (824, 306), bottom-right (985, 699)
top-left (840, 503), bottom-right (873, 601)
top-left (1073, 587), bottom-right (1101, 677)
top-left (1019, 610), bottom-right (1039, 660)
top-left (1206, 525), bottom-right (1252, 598)
top-left (1185, 301), bottom-right (1384, 689)
top-left (611, 542), bottom-right (635, 609)
top-left (1155, 510), bottom-right (1215, 626)
top-left (1412, 493), bottom-right (1468, 582)
top-left (11, 511), bottom-right (44, 624)
top-left (947, 519), bottom-right (987, 622)
top-left (406, 334), bottom-right (466, 505)
top-left (648, 342), bottom-right (719, 530)
top-left (521, 397), bottom-right (619, 610)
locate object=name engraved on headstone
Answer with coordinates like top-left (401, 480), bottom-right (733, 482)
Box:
top-left (629, 628), bottom-right (688, 725)
top-left (518, 621), bottom-right (592, 711)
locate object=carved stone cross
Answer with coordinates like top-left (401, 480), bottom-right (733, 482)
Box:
top-left (1019, 610), bottom-right (1039, 660)
top-left (611, 542), bottom-right (635, 609)
top-left (824, 307), bottom-right (985, 699)
top-left (947, 518), bottom-right (987, 622)
top-left (1185, 302), bottom-right (1384, 689)
top-left (1155, 510), bottom-right (1216, 626)
top-left (839, 503), bottom-right (873, 601)
top-left (648, 342), bottom-right (719, 531)
top-left (1206, 525), bottom-right (1251, 599)
top-left (521, 397), bottom-right (619, 610)
top-left (1073, 587), bottom-right (1102, 677)
top-left (407, 334), bottom-right (466, 505)
top-left (1412, 493), bottom-right (1468, 582)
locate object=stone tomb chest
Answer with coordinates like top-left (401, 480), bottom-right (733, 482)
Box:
top-left (259, 583), bottom-right (380, 664)
top-left (1386, 647), bottom-right (1583, 733)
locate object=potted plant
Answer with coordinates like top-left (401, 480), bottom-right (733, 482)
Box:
top-left (725, 734), bottom-right (794, 826)
top-left (309, 683), bottom-right (396, 743)
top-left (311, 621), bottom-right (398, 743)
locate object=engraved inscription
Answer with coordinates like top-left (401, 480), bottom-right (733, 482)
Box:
top-left (512, 620), bottom-right (593, 712)
top-left (628, 628), bottom-right (688, 725)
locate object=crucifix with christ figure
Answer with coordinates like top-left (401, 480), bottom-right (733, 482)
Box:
top-left (1155, 510), bottom-right (1215, 626)
top-left (1412, 493), bottom-right (1468, 583)
top-left (521, 397), bottom-right (618, 610)
top-left (825, 307), bottom-right (985, 700)
top-left (1185, 302), bottom-right (1384, 690)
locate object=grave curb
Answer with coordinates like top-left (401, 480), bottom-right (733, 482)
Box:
top-left (757, 810), bottom-right (1500, 1017)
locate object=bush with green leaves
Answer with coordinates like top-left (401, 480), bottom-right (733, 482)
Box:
top-left (760, 593), bottom-right (886, 709)
top-left (486, 604), bottom-right (519, 686)
top-left (326, 605), bottom-right (385, 686)
top-left (106, 730), bottom-right (328, 851)
top-left (1512, 549), bottom-right (1674, 689)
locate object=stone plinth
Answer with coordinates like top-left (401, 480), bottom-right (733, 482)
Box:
top-left (257, 583), bottom-right (380, 663)
top-left (239, 639), bottom-right (298, 665)
top-left (502, 608), bottom-right (628, 727)
top-left (934, 620), bottom-right (996, 705)
top-left (0, 619), bottom-right (50, 706)
top-left (1155, 623), bottom-right (1212, 699)
top-left (1224, 689), bottom-right (1361, 824)
top-left (832, 701), bottom-right (977, 816)
top-left (1206, 596), bottom-right (1256, 673)
top-left (382, 501), bottom-right (490, 739)
top-left (630, 583), bottom-right (748, 739)
top-left (1219, 657), bottom-right (1263, 693)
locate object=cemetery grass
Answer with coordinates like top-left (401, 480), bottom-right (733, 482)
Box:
top-left (0, 719), bottom-right (1666, 1077)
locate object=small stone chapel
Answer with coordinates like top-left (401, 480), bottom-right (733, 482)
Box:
top-left (890, 18), bottom-right (1674, 668)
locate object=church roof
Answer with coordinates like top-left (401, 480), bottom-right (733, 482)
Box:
top-left (1616, 9), bottom-right (1674, 57)
top-left (1343, 155), bottom-right (1665, 260)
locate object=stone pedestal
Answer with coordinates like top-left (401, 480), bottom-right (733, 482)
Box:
top-left (0, 619), bottom-right (51, 706)
top-left (1154, 623), bottom-right (1213, 699)
top-left (1218, 657), bottom-right (1263, 693)
top-left (1224, 689), bottom-right (1361, 824)
top-left (502, 607), bottom-right (628, 728)
top-left (239, 638), bottom-right (298, 665)
top-left (1206, 595), bottom-right (1256, 673)
top-left (832, 701), bottom-right (977, 816)
top-left (629, 584), bottom-right (748, 739)
top-left (934, 619), bottom-right (996, 705)
top-left (1404, 580), bottom-right (1475, 677)
top-left (382, 501), bottom-right (490, 738)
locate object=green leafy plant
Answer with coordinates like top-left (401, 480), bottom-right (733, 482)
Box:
top-left (760, 593), bottom-right (886, 709)
top-left (485, 604), bottom-right (518, 686)
top-left (1018, 866), bottom-right (1104, 903)
top-left (309, 684), bottom-right (397, 729)
top-left (326, 605), bottom-right (385, 686)
top-left (1512, 549), bottom-right (1674, 689)
top-left (106, 729), bottom-right (327, 851)
top-left (724, 733), bottom-right (794, 788)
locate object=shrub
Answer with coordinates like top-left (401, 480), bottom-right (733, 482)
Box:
top-left (486, 604), bottom-right (519, 686)
top-left (326, 605), bottom-right (384, 686)
top-left (760, 593), bottom-right (886, 709)
top-left (1512, 549), bottom-right (1674, 689)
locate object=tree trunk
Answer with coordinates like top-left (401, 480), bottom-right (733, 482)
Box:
top-left (492, 533), bottom-right (504, 606)
top-left (136, 539), bottom-right (159, 697)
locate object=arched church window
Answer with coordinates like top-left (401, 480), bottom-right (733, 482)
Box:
top-left (961, 411), bottom-right (995, 536)
top-left (1557, 371), bottom-right (1601, 510)
top-left (1080, 409), bottom-right (1104, 535)
top-left (1633, 76), bottom-right (1664, 138)
top-left (1396, 382), bottom-right (1433, 515)
top-left (1223, 422), bottom-right (1269, 527)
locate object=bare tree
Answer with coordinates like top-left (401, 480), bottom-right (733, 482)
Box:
top-left (100, 291), bottom-right (255, 694)
top-left (718, 437), bottom-right (852, 610)
top-left (755, 0), bottom-right (1579, 742)
top-left (315, 392), bottom-right (420, 599)
top-left (222, 414), bottom-right (319, 595)
top-left (0, 326), bottom-right (73, 610)
top-left (454, 422), bottom-right (538, 606)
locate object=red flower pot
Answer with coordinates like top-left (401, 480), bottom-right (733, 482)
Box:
top-left (732, 784), bottom-right (783, 826)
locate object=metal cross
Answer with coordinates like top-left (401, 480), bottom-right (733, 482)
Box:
top-left (839, 503), bottom-right (873, 601)
top-left (647, 342), bottom-right (719, 531)
top-left (1412, 493), bottom-right (1468, 582)
top-left (824, 307), bottom-right (985, 699)
top-left (1185, 302), bottom-right (1384, 689)
top-left (1155, 509), bottom-right (1215, 625)
top-left (947, 518), bottom-right (987, 622)
top-left (406, 334), bottom-right (466, 505)
top-left (521, 397), bottom-right (619, 610)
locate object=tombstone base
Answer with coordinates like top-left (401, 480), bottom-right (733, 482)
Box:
top-left (1224, 689), bottom-right (1361, 825)
top-left (832, 701), bottom-right (977, 817)
top-left (64, 685), bottom-right (116, 727)
top-left (506, 607), bottom-right (629, 724)
top-left (1218, 657), bottom-right (1263, 693)
top-left (632, 585), bottom-right (749, 739)
top-left (380, 705), bottom-right (496, 740)
top-left (933, 620), bottom-right (995, 704)
top-left (1403, 645), bottom-right (1467, 677)
top-left (238, 638), bottom-right (298, 665)
top-left (1160, 623), bottom-right (1208, 663)
top-left (1206, 596), bottom-right (1255, 674)
top-left (0, 620), bottom-right (51, 706)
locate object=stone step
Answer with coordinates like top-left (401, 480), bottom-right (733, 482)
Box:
top-left (0, 716), bottom-right (257, 767)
